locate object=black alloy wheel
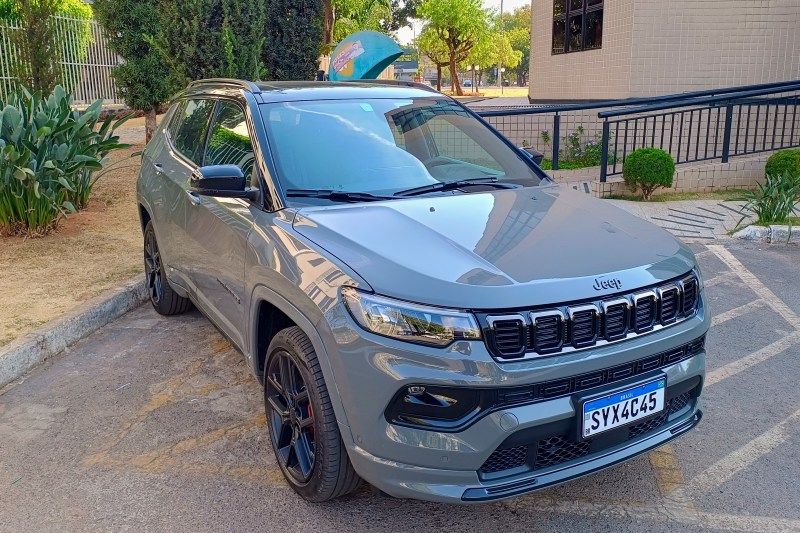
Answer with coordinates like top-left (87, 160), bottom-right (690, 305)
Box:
top-left (263, 327), bottom-right (361, 501)
top-left (265, 350), bottom-right (316, 483)
top-left (142, 220), bottom-right (192, 315)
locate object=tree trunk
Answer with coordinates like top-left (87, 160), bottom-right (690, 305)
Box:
top-left (436, 65), bottom-right (442, 92)
top-left (448, 53), bottom-right (462, 96)
top-left (145, 107), bottom-right (158, 144)
top-left (323, 0), bottom-right (334, 47)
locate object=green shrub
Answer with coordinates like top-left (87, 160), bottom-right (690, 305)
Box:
top-left (765, 150), bottom-right (800, 184)
top-left (0, 85), bottom-right (129, 237)
top-left (737, 173), bottom-right (800, 228)
top-left (622, 148), bottom-right (675, 201)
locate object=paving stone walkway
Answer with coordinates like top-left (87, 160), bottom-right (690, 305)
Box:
top-left (607, 199), bottom-right (747, 242)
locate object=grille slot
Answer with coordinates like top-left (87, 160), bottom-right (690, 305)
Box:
top-left (681, 277), bottom-right (698, 314)
top-left (603, 300), bottom-right (629, 340)
top-left (634, 293), bottom-right (657, 332)
top-left (659, 286), bottom-right (680, 324)
top-left (570, 306), bottom-right (599, 348)
top-left (480, 446), bottom-right (528, 473)
top-left (534, 436), bottom-right (592, 470)
top-left (489, 316), bottom-right (526, 358)
top-left (531, 312), bottom-right (564, 352)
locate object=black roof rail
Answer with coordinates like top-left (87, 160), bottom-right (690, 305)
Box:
top-left (188, 78), bottom-right (262, 94)
top-left (341, 79), bottom-right (441, 94)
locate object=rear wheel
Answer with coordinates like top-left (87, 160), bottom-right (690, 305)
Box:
top-left (143, 221), bottom-right (191, 316)
top-left (264, 326), bottom-right (361, 501)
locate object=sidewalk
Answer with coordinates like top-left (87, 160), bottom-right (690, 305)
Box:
top-left (607, 199), bottom-right (746, 242)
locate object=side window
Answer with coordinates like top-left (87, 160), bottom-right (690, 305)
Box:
top-left (173, 99), bottom-right (215, 164)
top-left (204, 101), bottom-right (255, 176)
top-left (166, 100), bottom-right (185, 139)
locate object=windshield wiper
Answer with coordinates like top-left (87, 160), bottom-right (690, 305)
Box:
top-left (393, 177), bottom-right (518, 197)
top-left (285, 189), bottom-right (396, 203)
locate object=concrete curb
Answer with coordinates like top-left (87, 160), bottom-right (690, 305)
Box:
top-left (0, 276), bottom-right (148, 389)
top-left (733, 224), bottom-right (800, 244)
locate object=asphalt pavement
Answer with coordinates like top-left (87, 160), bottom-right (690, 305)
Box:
top-left (1, 241), bottom-right (799, 532)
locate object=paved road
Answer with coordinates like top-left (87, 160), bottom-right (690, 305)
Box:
top-left (2, 241), bottom-right (799, 532)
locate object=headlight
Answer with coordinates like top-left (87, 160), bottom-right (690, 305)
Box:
top-left (341, 287), bottom-right (482, 347)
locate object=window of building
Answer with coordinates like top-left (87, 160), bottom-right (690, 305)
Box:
top-left (552, 0), bottom-right (603, 55)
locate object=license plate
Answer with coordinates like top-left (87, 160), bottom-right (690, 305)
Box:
top-left (581, 378), bottom-right (666, 438)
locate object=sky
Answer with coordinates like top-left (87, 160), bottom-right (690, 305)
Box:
top-left (395, 0), bottom-right (531, 45)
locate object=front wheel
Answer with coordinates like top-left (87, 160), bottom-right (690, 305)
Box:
top-left (264, 326), bottom-right (361, 501)
top-left (143, 220), bottom-right (192, 316)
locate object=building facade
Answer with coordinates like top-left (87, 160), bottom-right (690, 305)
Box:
top-left (529, 0), bottom-right (800, 101)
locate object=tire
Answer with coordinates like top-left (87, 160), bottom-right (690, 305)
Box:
top-left (264, 326), bottom-right (361, 502)
top-left (143, 220), bottom-right (192, 316)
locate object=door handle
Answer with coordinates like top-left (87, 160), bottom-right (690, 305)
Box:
top-left (186, 190), bottom-right (201, 205)
top-left (153, 162), bottom-right (165, 174)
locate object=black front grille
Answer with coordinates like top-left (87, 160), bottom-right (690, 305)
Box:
top-left (570, 309), bottom-right (598, 347)
top-left (482, 273), bottom-right (701, 360)
top-left (480, 446), bottom-right (528, 473)
top-left (480, 393), bottom-right (696, 477)
top-left (604, 302), bottom-right (629, 340)
top-left (534, 436), bottom-right (592, 470)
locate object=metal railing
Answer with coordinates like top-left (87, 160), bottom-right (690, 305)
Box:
top-left (476, 80), bottom-right (800, 182)
top-left (0, 16), bottom-right (123, 105)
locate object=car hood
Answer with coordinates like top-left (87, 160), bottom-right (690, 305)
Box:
top-left (291, 185), bottom-right (696, 309)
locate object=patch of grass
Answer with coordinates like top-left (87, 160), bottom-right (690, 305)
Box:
top-left (606, 189), bottom-right (750, 202)
top-left (752, 216), bottom-right (800, 227)
top-left (540, 159), bottom-right (599, 171)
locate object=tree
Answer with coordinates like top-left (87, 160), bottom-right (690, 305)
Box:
top-left (418, 0), bottom-right (489, 96)
top-left (332, 0), bottom-right (391, 44)
top-left (94, 0), bottom-right (173, 142)
top-left (461, 32), bottom-right (495, 87)
top-left (384, 0), bottom-right (421, 32)
top-left (263, 0), bottom-right (324, 80)
top-left (494, 31), bottom-right (522, 76)
top-left (417, 26), bottom-right (448, 91)
top-left (156, 0), bottom-right (266, 86)
top-left (8, 0), bottom-right (61, 94)
top-left (502, 5), bottom-right (531, 86)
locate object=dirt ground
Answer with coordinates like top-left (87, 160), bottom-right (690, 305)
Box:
top-left (0, 144), bottom-right (145, 348)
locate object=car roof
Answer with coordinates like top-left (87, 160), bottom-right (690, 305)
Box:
top-left (185, 78), bottom-right (442, 103)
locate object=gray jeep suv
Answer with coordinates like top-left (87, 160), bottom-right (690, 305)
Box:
top-left (136, 79), bottom-right (708, 503)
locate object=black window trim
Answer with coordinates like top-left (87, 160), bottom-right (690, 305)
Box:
top-left (552, 0), bottom-right (604, 55)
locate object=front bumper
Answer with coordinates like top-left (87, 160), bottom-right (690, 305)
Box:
top-left (349, 405), bottom-right (702, 502)
top-left (320, 295), bottom-right (708, 503)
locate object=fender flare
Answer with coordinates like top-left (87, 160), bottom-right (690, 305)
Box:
top-left (248, 285), bottom-right (354, 441)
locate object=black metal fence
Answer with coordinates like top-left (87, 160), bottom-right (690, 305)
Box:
top-left (476, 80), bottom-right (800, 182)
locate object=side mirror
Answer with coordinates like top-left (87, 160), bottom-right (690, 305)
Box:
top-left (191, 165), bottom-right (258, 201)
top-left (519, 147), bottom-right (544, 166)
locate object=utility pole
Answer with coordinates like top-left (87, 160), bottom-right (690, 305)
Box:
top-left (498, 0), bottom-right (504, 95)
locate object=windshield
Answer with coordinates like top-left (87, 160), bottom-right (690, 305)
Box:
top-left (259, 98), bottom-right (544, 204)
